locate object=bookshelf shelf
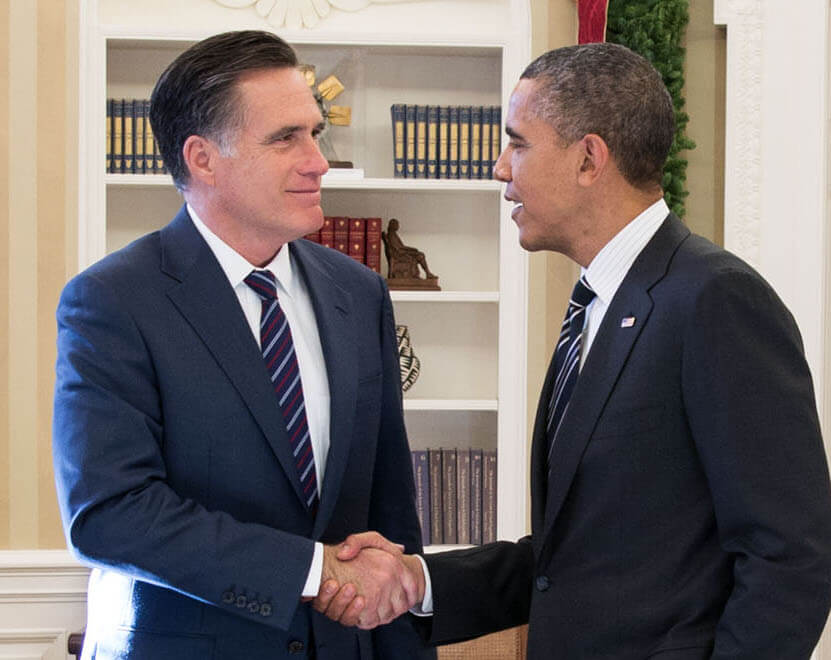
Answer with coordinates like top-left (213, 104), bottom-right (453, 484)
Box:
top-left (322, 177), bottom-right (502, 192)
top-left (82, 0), bottom-right (530, 547)
top-left (424, 544), bottom-right (474, 553)
top-left (391, 291), bottom-right (498, 303)
top-left (105, 173), bottom-right (503, 193)
top-left (106, 173), bottom-right (173, 187)
top-left (403, 399), bottom-right (498, 412)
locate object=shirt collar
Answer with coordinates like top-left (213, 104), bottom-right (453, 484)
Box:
top-left (583, 198), bottom-right (669, 305)
top-left (186, 203), bottom-right (296, 299)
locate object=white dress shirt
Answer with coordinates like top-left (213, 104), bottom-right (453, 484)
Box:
top-left (188, 204), bottom-right (328, 596)
top-left (414, 197), bottom-right (670, 615)
top-left (580, 197), bottom-right (669, 364)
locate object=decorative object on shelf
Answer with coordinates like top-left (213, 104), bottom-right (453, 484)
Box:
top-left (299, 64), bottom-right (352, 168)
top-left (395, 325), bottom-right (420, 392)
top-left (382, 218), bottom-right (440, 290)
top-left (212, 0), bottom-right (415, 30)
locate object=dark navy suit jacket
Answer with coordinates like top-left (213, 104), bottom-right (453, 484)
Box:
top-left (53, 206), bottom-right (435, 660)
top-left (422, 214), bottom-right (831, 659)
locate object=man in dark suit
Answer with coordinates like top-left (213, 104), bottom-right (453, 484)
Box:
top-left (314, 43), bottom-right (831, 658)
top-left (52, 30), bottom-right (433, 660)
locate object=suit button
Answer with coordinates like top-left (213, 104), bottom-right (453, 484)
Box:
top-left (536, 576), bottom-right (550, 592)
top-left (260, 603), bottom-right (272, 617)
top-left (247, 600), bottom-right (260, 614)
top-left (235, 594), bottom-right (247, 608)
top-left (287, 640), bottom-right (305, 654)
top-left (221, 590), bottom-right (235, 604)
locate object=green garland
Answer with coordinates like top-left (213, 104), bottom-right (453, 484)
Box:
top-left (606, 0), bottom-right (695, 217)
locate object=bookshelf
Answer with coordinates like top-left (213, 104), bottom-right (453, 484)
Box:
top-left (79, 0), bottom-right (531, 549)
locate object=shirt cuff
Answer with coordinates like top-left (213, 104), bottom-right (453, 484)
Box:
top-left (409, 554), bottom-right (434, 616)
top-left (302, 542), bottom-right (324, 598)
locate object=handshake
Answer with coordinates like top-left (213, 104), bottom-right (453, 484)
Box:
top-left (310, 532), bottom-right (427, 629)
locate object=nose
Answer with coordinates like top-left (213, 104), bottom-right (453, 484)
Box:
top-left (300, 136), bottom-right (330, 177)
top-left (493, 148), bottom-right (510, 182)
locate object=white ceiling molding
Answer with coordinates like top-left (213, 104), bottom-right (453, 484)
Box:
top-left (213, 0), bottom-right (416, 29)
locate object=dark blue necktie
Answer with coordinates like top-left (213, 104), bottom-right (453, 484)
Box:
top-left (547, 275), bottom-right (596, 467)
top-left (245, 270), bottom-right (318, 513)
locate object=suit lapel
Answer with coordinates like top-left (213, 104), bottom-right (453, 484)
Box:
top-left (160, 207), bottom-right (309, 511)
top-left (290, 241), bottom-right (357, 537)
top-left (538, 214), bottom-right (690, 550)
top-left (530, 349), bottom-right (558, 549)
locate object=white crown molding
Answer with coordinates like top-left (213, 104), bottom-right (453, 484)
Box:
top-left (212, 0), bottom-right (416, 29)
top-left (713, 0), bottom-right (763, 268)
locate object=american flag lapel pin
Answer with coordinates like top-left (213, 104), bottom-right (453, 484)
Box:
top-left (620, 316), bottom-right (636, 328)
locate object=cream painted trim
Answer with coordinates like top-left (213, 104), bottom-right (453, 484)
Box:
top-left (0, 630), bottom-right (68, 660)
top-left (713, 0), bottom-right (762, 266)
top-left (0, 550), bottom-right (88, 659)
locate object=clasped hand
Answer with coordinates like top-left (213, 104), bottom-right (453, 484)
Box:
top-left (312, 532), bottom-right (425, 629)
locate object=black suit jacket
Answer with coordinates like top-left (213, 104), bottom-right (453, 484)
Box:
top-left (53, 206), bottom-right (435, 660)
top-left (423, 214), bottom-right (831, 659)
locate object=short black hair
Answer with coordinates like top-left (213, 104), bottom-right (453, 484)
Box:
top-left (149, 30), bottom-right (298, 191)
top-left (521, 42), bottom-right (675, 189)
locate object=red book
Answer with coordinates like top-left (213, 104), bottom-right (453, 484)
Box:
top-left (333, 216), bottom-right (349, 254)
top-left (319, 216), bottom-right (334, 249)
top-left (365, 217), bottom-right (382, 273)
top-left (347, 217), bottom-right (366, 265)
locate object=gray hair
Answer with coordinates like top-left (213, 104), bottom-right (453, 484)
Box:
top-left (521, 42), bottom-right (674, 189)
top-left (149, 31), bottom-right (298, 191)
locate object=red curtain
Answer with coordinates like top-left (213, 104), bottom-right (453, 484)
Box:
top-left (577, 0), bottom-right (610, 44)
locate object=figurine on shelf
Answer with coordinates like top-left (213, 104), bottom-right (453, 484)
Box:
top-left (395, 325), bottom-right (421, 392)
top-left (381, 218), bottom-right (440, 290)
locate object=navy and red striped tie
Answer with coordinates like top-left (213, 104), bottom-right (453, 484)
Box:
top-left (245, 269), bottom-right (318, 513)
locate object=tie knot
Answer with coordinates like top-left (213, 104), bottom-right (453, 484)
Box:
top-left (244, 269), bottom-right (277, 301)
top-left (571, 276), bottom-right (596, 308)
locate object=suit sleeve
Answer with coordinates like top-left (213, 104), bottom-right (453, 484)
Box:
top-left (421, 537), bottom-right (534, 645)
top-left (682, 269), bottom-right (831, 658)
top-left (53, 272), bottom-right (315, 631)
top-left (364, 277), bottom-right (436, 658)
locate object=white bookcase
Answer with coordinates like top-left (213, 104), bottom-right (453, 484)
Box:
top-left (79, 0), bottom-right (531, 548)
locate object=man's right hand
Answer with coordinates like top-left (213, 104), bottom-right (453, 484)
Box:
top-left (314, 532), bottom-right (426, 629)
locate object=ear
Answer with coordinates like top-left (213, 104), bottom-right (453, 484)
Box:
top-left (182, 135), bottom-right (220, 187)
top-left (575, 133), bottom-right (610, 187)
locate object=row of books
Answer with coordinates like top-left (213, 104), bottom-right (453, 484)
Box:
top-left (412, 448), bottom-right (497, 546)
top-left (304, 216), bottom-right (382, 273)
top-left (391, 104), bottom-right (502, 180)
top-left (106, 98), bottom-right (167, 174)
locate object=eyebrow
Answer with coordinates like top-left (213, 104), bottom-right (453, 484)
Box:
top-left (505, 126), bottom-right (527, 142)
top-left (262, 121), bottom-right (327, 144)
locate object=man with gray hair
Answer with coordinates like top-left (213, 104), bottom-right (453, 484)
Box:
top-left (53, 30), bottom-right (433, 660)
top-left (315, 42), bottom-right (831, 659)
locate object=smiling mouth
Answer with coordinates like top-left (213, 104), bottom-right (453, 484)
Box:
top-left (288, 190), bottom-right (322, 203)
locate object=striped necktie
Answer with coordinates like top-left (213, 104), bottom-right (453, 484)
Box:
top-left (244, 269), bottom-right (318, 513)
top-left (547, 275), bottom-right (596, 465)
